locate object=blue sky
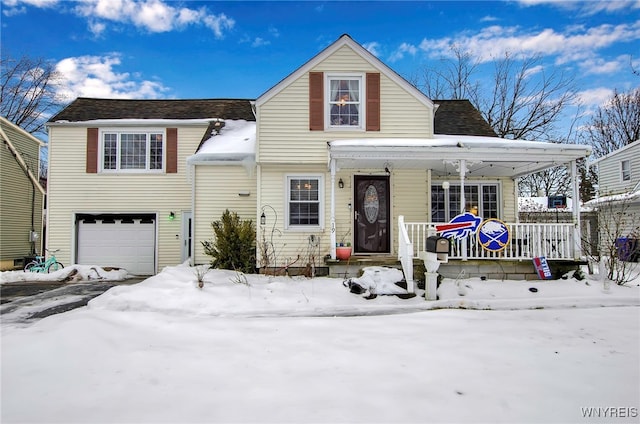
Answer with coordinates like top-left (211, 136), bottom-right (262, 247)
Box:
top-left (2, 0), bottom-right (639, 114)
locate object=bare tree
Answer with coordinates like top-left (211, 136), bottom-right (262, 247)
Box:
top-left (583, 88), bottom-right (640, 158)
top-left (474, 53), bottom-right (577, 141)
top-left (411, 45), bottom-right (480, 101)
top-left (1, 53), bottom-right (64, 136)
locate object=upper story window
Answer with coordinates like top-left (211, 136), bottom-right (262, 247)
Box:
top-left (621, 159), bottom-right (631, 182)
top-left (102, 131), bottom-right (164, 172)
top-left (286, 175), bottom-right (324, 230)
top-left (327, 75), bottom-right (363, 130)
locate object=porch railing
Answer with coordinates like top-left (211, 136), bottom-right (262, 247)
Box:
top-left (397, 216), bottom-right (415, 292)
top-left (400, 217), bottom-right (577, 261)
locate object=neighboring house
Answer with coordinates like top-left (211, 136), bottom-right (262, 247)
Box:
top-left (587, 140), bottom-right (640, 245)
top-left (46, 34), bottom-right (591, 279)
top-left (0, 116), bottom-right (45, 270)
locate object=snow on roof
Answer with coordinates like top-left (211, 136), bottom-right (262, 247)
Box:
top-left (584, 188), bottom-right (640, 207)
top-left (330, 135), bottom-right (591, 153)
top-left (187, 119), bottom-right (256, 164)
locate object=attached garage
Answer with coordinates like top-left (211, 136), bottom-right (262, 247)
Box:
top-left (76, 214), bottom-right (156, 275)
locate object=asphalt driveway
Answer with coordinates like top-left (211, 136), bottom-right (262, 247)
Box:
top-left (1, 277), bottom-right (146, 325)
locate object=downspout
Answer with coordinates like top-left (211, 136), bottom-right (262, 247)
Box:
top-left (570, 160), bottom-right (582, 259)
top-left (330, 158), bottom-right (337, 259)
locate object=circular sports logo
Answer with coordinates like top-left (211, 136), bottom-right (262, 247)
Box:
top-left (477, 219), bottom-right (510, 252)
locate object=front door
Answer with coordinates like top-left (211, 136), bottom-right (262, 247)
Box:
top-left (354, 175), bottom-right (390, 254)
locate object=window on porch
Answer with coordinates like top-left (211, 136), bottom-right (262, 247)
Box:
top-left (431, 183), bottom-right (499, 221)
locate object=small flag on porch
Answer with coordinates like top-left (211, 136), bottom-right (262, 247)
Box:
top-left (533, 256), bottom-right (553, 280)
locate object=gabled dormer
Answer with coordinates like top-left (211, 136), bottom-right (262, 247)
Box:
top-left (254, 34), bottom-right (435, 163)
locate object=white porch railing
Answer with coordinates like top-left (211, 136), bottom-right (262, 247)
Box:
top-left (400, 218), bottom-right (577, 261)
top-left (397, 216), bottom-right (414, 292)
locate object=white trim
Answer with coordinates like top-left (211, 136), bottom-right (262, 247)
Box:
top-left (99, 128), bottom-right (166, 173)
top-left (589, 139), bottom-right (640, 165)
top-left (431, 180), bottom-right (503, 220)
top-left (255, 34), bottom-right (433, 109)
top-left (325, 72), bottom-right (365, 131)
top-left (621, 159), bottom-right (631, 182)
top-left (47, 118), bottom-right (215, 127)
top-left (284, 174), bottom-right (325, 231)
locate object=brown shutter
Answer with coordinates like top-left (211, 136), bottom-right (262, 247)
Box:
top-left (366, 73), bottom-right (380, 131)
top-left (309, 72), bottom-right (324, 131)
top-left (166, 128), bottom-right (178, 173)
top-left (86, 128), bottom-right (98, 173)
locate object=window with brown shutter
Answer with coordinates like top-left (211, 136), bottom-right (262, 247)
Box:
top-left (166, 128), bottom-right (178, 173)
top-left (366, 73), bottom-right (380, 131)
top-left (86, 128), bottom-right (99, 173)
top-left (309, 72), bottom-right (324, 131)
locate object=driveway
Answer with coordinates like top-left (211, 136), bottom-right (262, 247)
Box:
top-left (1, 277), bottom-right (146, 325)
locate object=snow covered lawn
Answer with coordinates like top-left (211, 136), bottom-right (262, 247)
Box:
top-left (2, 263), bottom-right (639, 423)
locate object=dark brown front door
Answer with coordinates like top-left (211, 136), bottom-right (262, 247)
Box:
top-left (354, 175), bottom-right (390, 254)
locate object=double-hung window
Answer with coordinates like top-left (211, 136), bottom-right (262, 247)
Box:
top-left (328, 74), bottom-right (363, 129)
top-left (102, 130), bottom-right (164, 172)
top-left (286, 175), bottom-right (323, 230)
top-left (621, 159), bottom-right (631, 182)
top-left (431, 183), bottom-right (499, 222)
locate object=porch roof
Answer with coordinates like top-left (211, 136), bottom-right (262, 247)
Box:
top-left (328, 135), bottom-right (592, 179)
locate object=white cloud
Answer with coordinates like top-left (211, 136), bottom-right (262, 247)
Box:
top-left (480, 15), bottom-right (499, 22)
top-left (388, 42), bottom-right (418, 62)
top-left (1, 0), bottom-right (55, 15)
top-left (362, 41), bottom-right (381, 57)
top-left (576, 87), bottom-right (615, 107)
top-left (579, 55), bottom-right (628, 75)
top-left (53, 54), bottom-right (169, 100)
top-left (418, 21), bottom-right (640, 68)
top-left (7, 0), bottom-right (235, 37)
top-left (251, 37), bottom-right (270, 47)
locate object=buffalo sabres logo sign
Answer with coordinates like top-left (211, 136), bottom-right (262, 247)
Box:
top-left (477, 219), bottom-right (510, 252)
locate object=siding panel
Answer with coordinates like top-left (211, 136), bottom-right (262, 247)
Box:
top-left (47, 125), bottom-right (205, 270)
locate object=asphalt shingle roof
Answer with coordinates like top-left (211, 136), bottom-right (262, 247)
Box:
top-left (433, 99), bottom-right (497, 137)
top-left (49, 97), bottom-right (496, 138)
top-left (48, 98), bottom-right (256, 122)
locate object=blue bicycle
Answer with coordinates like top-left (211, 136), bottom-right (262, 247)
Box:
top-left (24, 249), bottom-right (65, 273)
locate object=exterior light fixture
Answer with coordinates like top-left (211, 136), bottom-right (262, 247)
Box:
top-left (169, 212), bottom-right (176, 221)
top-left (338, 178), bottom-right (344, 189)
top-left (260, 212), bottom-right (266, 226)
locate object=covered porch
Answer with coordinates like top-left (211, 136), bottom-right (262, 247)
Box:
top-left (327, 135), bottom-right (592, 290)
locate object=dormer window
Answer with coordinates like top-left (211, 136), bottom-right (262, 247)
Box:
top-left (309, 72), bottom-right (379, 132)
top-left (328, 76), bottom-right (362, 128)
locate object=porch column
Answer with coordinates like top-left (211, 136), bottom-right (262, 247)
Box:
top-left (459, 159), bottom-right (467, 261)
top-left (330, 158), bottom-right (337, 259)
top-left (570, 160), bottom-right (582, 259)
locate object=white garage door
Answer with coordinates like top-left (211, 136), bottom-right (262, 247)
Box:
top-left (77, 214), bottom-right (156, 275)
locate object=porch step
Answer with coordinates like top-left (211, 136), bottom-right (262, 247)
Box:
top-left (325, 256), bottom-right (402, 279)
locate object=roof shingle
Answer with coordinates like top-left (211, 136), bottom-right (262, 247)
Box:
top-left (433, 100), bottom-right (497, 137)
top-left (48, 98), bottom-right (256, 122)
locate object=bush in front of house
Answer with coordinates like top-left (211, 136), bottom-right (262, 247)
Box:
top-left (202, 210), bottom-right (256, 274)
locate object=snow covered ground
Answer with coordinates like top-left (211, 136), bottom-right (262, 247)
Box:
top-left (1, 263), bottom-right (639, 423)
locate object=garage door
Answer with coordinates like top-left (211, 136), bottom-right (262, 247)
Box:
top-left (77, 214), bottom-right (156, 275)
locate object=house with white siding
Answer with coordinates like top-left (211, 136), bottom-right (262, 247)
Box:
top-left (587, 140), bottom-right (640, 257)
top-left (46, 34), bottom-right (592, 281)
